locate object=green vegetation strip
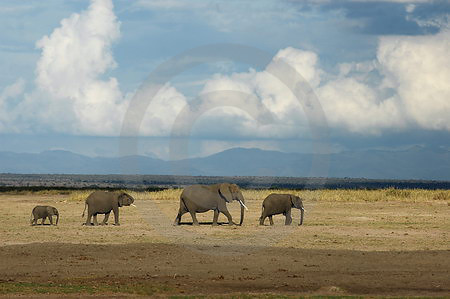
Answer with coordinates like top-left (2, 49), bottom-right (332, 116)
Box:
top-left (170, 296), bottom-right (365, 299)
top-left (0, 281), bottom-right (171, 295)
top-left (0, 283), bottom-right (431, 298)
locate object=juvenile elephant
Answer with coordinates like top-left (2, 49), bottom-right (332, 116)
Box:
top-left (174, 183), bottom-right (248, 226)
top-left (82, 191), bottom-right (135, 226)
top-left (30, 205), bottom-right (59, 226)
top-left (259, 193), bottom-right (305, 226)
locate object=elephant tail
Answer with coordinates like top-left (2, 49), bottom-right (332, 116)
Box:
top-left (82, 202), bottom-right (87, 218)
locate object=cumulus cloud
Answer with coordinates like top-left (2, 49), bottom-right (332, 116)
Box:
top-left (0, 0), bottom-right (187, 136)
top-left (0, 0), bottom-right (449, 140)
top-left (0, 78), bottom-right (25, 132)
top-left (192, 28), bottom-right (450, 137)
top-left (378, 29), bottom-right (450, 130)
top-left (191, 47), bottom-right (322, 139)
top-left (34, 0), bottom-right (124, 135)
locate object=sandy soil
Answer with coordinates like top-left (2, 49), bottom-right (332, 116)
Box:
top-left (0, 194), bottom-right (449, 297)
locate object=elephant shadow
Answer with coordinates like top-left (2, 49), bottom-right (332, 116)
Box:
top-left (177, 221), bottom-right (230, 226)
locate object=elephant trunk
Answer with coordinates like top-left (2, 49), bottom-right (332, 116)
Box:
top-left (299, 208), bottom-right (304, 226)
top-left (239, 203), bottom-right (245, 226)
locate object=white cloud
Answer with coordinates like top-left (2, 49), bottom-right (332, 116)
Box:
top-left (189, 28), bottom-right (450, 137)
top-left (140, 84), bottom-right (188, 136)
top-left (377, 29), bottom-right (450, 131)
top-left (34, 0), bottom-right (123, 135)
top-left (0, 0), bottom-right (449, 140)
top-left (0, 0), bottom-right (187, 136)
top-left (0, 78), bottom-right (25, 132)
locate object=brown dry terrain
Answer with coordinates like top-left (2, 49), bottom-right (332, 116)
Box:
top-left (0, 191), bottom-right (449, 297)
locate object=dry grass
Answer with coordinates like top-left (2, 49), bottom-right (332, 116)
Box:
top-left (0, 190), bottom-right (449, 251)
top-left (65, 188), bottom-right (450, 203)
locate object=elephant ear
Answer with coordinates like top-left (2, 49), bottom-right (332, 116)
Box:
top-left (118, 192), bottom-right (126, 207)
top-left (291, 196), bottom-right (302, 209)
top-left (118, 192), bottom-right (134, 206)
top-left (218, 183), bottom-right (233, 203)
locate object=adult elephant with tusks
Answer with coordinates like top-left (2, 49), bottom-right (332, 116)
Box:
top-left (173, 183), bottom-right (247, 226)
top-left (82, 191), bottom-right (136, 226)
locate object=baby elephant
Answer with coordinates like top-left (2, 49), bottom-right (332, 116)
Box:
top-left (30, 205), bottom-right (59, 226)
top-left (260, 193), bottom-right (305, 226)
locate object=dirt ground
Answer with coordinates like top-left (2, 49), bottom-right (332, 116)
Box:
top-left (0, 193), bottom-right (449, 297)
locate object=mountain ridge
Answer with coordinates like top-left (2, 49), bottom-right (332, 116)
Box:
top-left (0, 146), bottom-right (448, 180)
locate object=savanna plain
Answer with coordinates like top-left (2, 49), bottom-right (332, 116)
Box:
top-left (0, 188), bottom-right (449, 298)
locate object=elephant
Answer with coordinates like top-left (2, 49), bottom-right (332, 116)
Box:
top-left (259, 193), bottom-right (305, 226)
top-left (173, 183), bottom-right (248, 226)
top-left (30, 205), bottom-right (59, 226)
top-left (82, 191), bottom-right (135, 226)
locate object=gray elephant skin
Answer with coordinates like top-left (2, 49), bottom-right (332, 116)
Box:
top-left (174, 183), bottom-right (247, 226)
top-left (259, 193), bottom-right (305, 226)
top-left (30, 205), bottom-right (59, 226)
top-left (82, 191), bottom-right (135, 226)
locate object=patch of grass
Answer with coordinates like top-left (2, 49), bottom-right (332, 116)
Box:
top-left (169, 295), bottom-right (364, 299)
top-left (0, 281), bottom-right (173, 295)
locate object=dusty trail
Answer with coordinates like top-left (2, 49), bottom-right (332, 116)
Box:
top-left (0, 242), bottom-right (449, 296)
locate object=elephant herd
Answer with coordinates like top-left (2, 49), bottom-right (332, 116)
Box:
top-left (30, 183), bottom-right (305, 227)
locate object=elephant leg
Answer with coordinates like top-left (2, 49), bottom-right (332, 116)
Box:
top-left (49, 216), bottom-right (53, 225)
top-left (221, 209), bottom-right (236, 225)
top-left (93, 214), bottom-right (99, 226)
top-left (259, 211), bottom-right (267, 225)
top-left (189, 211), bottom-right (199, 226)
top-left (173, 208), bottom-right (186, 226)
top-left (285, 210), bottom-right (292, 225)
top-left (101, 212), bottom-right (110, 225)
top-left (85, 213), bottom-right (93, 226)
top-left (269, 216), bottom-right (274, 226)
top-left (259, 216), bottom-right (264, 225)
top-left (113, 207), bottom-right (120, 226)
top-left (212, 209), bottom-right (219, 226)
top-left (41, 218), bottom-right (45, 225)
top-left (32, 218), bottom-right (37, 226)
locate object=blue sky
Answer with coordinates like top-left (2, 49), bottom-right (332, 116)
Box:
top-left (0, 0), bottom-right (449, 160)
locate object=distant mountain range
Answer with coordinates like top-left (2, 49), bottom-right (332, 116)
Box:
top-left (0, 146), bottom-right (448, 180)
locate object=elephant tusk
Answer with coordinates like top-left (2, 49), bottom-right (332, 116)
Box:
top-left (238, 199), bottom-right (248, 211)
top-left (131, 204), bottom-right (137, 207)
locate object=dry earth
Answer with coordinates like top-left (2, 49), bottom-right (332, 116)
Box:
top-left (0, 193), bottom-right (449, 297)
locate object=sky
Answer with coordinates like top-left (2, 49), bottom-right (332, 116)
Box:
top-left (0, 0), bottom-right (449, 160)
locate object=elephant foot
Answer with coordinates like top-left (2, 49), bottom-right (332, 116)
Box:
top-left (113, 223), bottom-right (120, 226)
top-left (212, 222), bottom-right (219, 226)
top-left (192, 222), bottom-right (200, 226)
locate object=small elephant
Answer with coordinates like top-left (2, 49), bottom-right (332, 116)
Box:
top-left (30, 205), bottom-right (59, 226)
top-left (259, 193), bottom-right (305, 226)
top-left (82, 191), bottom-right (135, 226)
